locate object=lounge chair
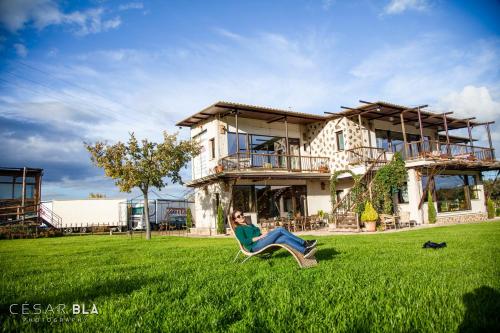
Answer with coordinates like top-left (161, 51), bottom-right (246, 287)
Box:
top-left (228, 216), bottom-right (317, 269)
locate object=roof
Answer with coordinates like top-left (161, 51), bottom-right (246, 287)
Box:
top-left (327, 101), bottom-right (491, 131)
top-left (176, 101), bottom-right (327, 127)
top-left (0, 167), bottom-right (44, 175)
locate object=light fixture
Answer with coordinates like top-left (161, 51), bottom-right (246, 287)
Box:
top-left (388, 116), bottom-right (394, 122)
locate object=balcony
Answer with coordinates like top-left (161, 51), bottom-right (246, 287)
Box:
top-left (219, 153), bottom-right (330, 173)
top-left (393, 140), bottom-right (495, 162)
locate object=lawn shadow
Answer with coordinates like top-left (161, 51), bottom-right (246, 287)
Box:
top-left (458, 286), bottom-right (500, 332)
top-left (270, 247), bottom-right (340, 261)
top-left (0, 273), bottom-right (159, 315)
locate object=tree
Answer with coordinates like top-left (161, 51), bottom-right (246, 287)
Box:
top-left (89, 193), bottom-right (106, 199)
top-left (217, 204), bottom-right (225, 234)
top-left (85, 131), bottom-right (200, 240)
top-left (428, 190), bottom-right (437, 224)
top-left (186, 207), bottom-right (193, 229)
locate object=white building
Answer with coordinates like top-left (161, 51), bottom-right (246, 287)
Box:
top-left (177, 101), bottom-right (499, 235)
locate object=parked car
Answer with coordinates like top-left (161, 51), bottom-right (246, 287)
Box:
top-left (164, 216), bottom-right (187, 230)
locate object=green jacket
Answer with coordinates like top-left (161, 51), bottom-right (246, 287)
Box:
top-left (235, 224), bottom-right (261, 252)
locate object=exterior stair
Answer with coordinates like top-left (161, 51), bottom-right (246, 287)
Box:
top-left (331, 150), bottom-right (388, 230)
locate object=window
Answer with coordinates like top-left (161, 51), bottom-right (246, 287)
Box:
top-left (227, 132), bottom-right (248, 155)
top-left (424, 174), bottom-right (472, 213)
top-left (467, 175), bottom-right (479, 200)
top-left (376, 130), bottom-right (390, 150)
top-left (397, 183), bottom-right (409, 203)
top-left (336, 131), bottom-right (344, 151)
top-left (209, 138), bottom-right (215, 159)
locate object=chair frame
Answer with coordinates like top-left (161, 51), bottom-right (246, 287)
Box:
top-left (228, 216), bottom-right (317, 268)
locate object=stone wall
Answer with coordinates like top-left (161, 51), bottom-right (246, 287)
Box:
top-left (436, 212), bottom-right (488, 224)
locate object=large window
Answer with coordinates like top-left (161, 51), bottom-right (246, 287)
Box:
top-left (232, 185), bottom-right (307, 219)
top-left (0, 176), bottom-right (36, 200)
top-left (422, 174), bottom-right (476, 213)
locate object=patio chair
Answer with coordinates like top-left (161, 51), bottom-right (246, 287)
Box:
top-left (228, 216), bottom-right (318, 269)
top-left (379, 214), bottom-right (397, 230)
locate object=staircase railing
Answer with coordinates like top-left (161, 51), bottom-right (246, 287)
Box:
top-left (332, 151), bottom-right (388, 228)
top-left (39, 204), bottom-right (63, 229)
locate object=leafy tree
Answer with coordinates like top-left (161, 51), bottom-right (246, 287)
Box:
top-left (186, 207), bottom-right (193, 229)
top-left (89, 193), bottom-right (106, 198)
top-left (428, 190), bottom-right (437, 224)
top-left (217, 204), bottom-right (225, 234)
top-left (85, 132), bottom-right (200, 240)
top-left (372, 152), bottom-right (407, 214)
top-left (487, 198), bottom-right (495, 219)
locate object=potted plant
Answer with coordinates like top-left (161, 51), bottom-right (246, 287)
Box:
top-left (361, 201), bottom-right (378, 232)
top-left (214, 164), bottom-right (224, 173)
top-left (318, 162), bottom-right (329, 173)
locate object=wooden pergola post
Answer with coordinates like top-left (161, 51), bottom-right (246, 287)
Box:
top-left (21, 167), bottom-right (26, 223)
top-left (486, 123), bottom-right (495, 160)
top-left (417, 107), bottom-right (425, 155)
top-left (235, 110), bottom-right (240, 170)
top-left (285, 116), bottom-right (290, 171)
top-left (400, 112), bottom-right (408, 158)
top-left (442, 113), bottom-right (451, 156)
top-left (466, 119), bottom-right (474, 155)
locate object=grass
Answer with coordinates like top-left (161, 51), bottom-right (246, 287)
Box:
top-left (1, 222), bottom-right (499, 332)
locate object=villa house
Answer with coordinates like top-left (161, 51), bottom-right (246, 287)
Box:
top-left (176, 101), bottom-right (499, 235)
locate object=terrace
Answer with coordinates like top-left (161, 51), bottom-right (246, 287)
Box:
top-left (329, 101), bottom-right (496, 167)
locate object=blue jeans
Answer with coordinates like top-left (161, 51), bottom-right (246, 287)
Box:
top-left (252, 227), bottom-right (306, 253)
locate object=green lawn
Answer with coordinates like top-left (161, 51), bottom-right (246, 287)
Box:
top-left (1, 222), bottom-right (499, 332)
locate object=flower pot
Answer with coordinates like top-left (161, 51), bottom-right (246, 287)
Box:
top-left (364, 221), bottom-right (376, 232)
top-left (214, 165), bottom-right (224, 173)
top-left (319, 166), bottom-right (329, 173)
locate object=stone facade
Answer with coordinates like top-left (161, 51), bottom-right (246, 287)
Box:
top-left (436, 212), bottom-right (488, 224)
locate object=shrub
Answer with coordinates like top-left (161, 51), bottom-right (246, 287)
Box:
top-left (186, 208), bottom-right (193, 229)
top-left (361, 201), bottom-right (378, 222)
top-left (216, 205), bottom-right (225, 234)
top-left (487, 198), bottom-right (495, 219)
top-left (495, 207), bottom-right (500, 217)
top-left (428, 191), bottom-right (437, 224)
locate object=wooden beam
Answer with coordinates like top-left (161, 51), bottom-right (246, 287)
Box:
top-left (466, 119), bottom-right (474, 152)
top-left (486, 123), bottom-right (495, 159)
top-left (417, 107), bottom-right (425, 141)
top-left (267, 115), bottom-right (286, 124)
top-left (400, 112), bottom-right (408, 158)
top-left (285, 116), bottom-right (290, 171)
top-left (443, 113), bottom-right (451, 156)
top-left (235, 110), bottom-right (240, 170)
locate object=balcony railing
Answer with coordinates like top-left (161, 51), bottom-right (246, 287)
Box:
top-left (393, 140), bottom-right (494, 162)
top-left (345, 147), bottom-right (389, 165)
top-left (219, 153), bottom-right (330, 172)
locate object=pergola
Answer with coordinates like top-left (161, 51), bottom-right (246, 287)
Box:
top-left (177, 101), bottom-right (328, 169)
top-left (325, 100), bottom-right (495, 159)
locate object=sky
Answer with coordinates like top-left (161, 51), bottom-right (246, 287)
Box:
top-left (0, 0), bottom-right (499, 200)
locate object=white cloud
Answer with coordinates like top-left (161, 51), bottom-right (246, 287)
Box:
top-left (13, 43), bottom-right (28, 57)
top-left (384, 0), bottom-right (429, 15)
top-left (438, 86), bottom-right (500, 120)
top-left (118, 2), bottom-right (144, 11)
top-left (0, 0), bottom-right (121, 36)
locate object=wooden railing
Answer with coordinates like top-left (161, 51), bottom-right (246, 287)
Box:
top-left (332, 150), bottom-right (387, 228)
top-left (392, 140), bottom-right (494, 162)
top-left (219, 153), bottom-right (330, 172)
top-left (0, 203), bottom-right (62, 229)
top-left (345, 147), bottom-right (389, 165)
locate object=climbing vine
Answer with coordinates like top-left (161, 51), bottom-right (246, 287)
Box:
top-left (330, 169), bottom-right (363, 214)
top-left (371, 152), bottom-right (407, 214)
